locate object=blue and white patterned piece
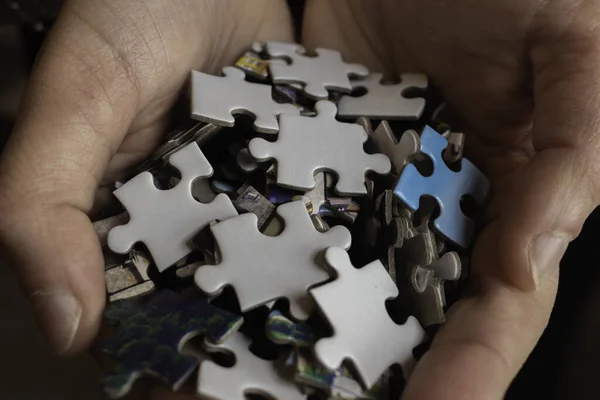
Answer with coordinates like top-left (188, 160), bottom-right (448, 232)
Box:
top-left (393, 126), bottom-right (490, 248)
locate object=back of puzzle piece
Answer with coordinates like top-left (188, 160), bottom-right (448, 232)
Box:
top-left (249, 101), bottom-right (391, 196)
top-left (393, 126), bottom-right (490, 248)
top-left (338, 73), bottom-right (427, 120)
top-left (310, 247), bottom-right (425, 388)
top-left (107, 142), bottom-right (238, 272)
top-left (198, 332), bottom-right (305, 400)
top-left (190, 66), bottom-right (299, 133)
top-left (266, 41), bottom-right (369, 100)
top-left (195, 200), bottom-right (352, 320)
top-left (102, 290), bottom-right (243, 399)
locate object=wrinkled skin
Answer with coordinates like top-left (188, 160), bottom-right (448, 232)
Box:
top-left (1, 0), bottom-right (599, 399)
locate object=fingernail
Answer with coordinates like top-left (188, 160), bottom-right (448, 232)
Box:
top-left (30, 292), bottom-right (81, 355)
top-left (529, 231), bottom-right (571, 289)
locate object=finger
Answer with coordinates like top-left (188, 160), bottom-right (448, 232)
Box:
top-left (0, 3), bottom-right (146, 355)
top-left (403, 270), bottom-right (558, 400)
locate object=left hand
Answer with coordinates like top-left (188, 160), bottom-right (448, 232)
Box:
top-left (303, 0), bottom-right (600, 398)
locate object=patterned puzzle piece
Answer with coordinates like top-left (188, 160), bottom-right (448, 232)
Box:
top-left (190, 67), bottom-right (299, 133)
top-left (358, 118), bottom-right (420, 175)
top-left (266, 310), bottom-right (318, 348)
top-left (338, 73), bottom-right (428, 120)
top-left (107, 142), bottom-right (238, 272)
top-left (266, 41), bottom-right (369, 99)
top-left (310, 247), bottom-right (425, 388)
top-left (101, 290), bottom-right (243, 399)
top-left (393, 126), bottom-right (490, 248)
top-left (198, 332), bottom-right (305, 400)
top-left (194, 200), bottom-right (352, 320)
top-left (249, 101), bottom-right (391, 196)
top-left (264, 312), bottom-right (375, 399)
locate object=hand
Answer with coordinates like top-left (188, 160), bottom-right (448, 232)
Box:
top-left (303, 0), bottom-right (600, 398)
top-left (0, 0), bottom-right (293, 357)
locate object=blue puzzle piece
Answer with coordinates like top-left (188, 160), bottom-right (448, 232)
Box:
top-left (393, 126), bottom-right (490, 248)
top-left (101, 290), bottom-right (243, 399)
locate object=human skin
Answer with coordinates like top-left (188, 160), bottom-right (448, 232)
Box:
top-left (1, 0), bottom-right (599, 399)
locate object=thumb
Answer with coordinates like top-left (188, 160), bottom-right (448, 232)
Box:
top-left (476, 11), bottom-right (600, 292)
top-left (0, 5), bottom-right (144, 355)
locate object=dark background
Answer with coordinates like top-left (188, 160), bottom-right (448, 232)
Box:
top-left (0, 1), bottom-right (598, 398)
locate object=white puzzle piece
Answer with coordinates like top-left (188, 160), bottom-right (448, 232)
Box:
top-left (338, 73), bottom-right (428, 119)
top-left (198, 332), bottom-right (305, 400)
top-left (194, 200), bottom-right (352, 320)
top-left (107, 142), bottom-right (238, 272)
top-left (190, 67), bottom-right (299, 133)
top-left (358, 118), bottom-right (420, 175)
top-left (266, 41), bottom-right (369, 99)
top-left (310, 247), bottom-right (425, 388)
top-left (249, 101), bottom-right (391, 196)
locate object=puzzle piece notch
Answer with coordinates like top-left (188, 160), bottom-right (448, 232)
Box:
top-left (194, 200), bottom-right (352, 320)
top-left (338, 73), bottom-right (428, 120)
top-left (266, 41), bottom-right (369, 99)
top-left (190, 66), bottom-right (299, 133)
top-left (107, 142), bottom-right (238, 272)
top-left (249, 101), bottom-right (391, 196)
top-left (310, 247), bottom-right (425, 388)
top-left (198, 332), bottom-right (305, 400)
top-left (101, 290), bottom-right (243, 399)
top-left (393, 126), bottom-right (490, 248)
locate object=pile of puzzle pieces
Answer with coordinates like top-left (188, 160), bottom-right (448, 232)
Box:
top-left (93, 41), bottom-right (490, 399)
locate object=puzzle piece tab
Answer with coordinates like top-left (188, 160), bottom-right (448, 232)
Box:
top-left (198, 332), bottom-right (305, 400)
top-left (102, 290), bottom-right (242, 399)
top-left (338, 73), bottom-right (427, 120)
top-left (266, 41), bottom-right (369, 99)
top-left (310, 247), bottom-right (425, 388)
top-left (393, 126), bottom-right (490, 248)
top-left (194, 200), bottom-right (352, 320)
top-left (190, 67), bottom-right (299, 133)
top-left (107, 142), bottom-right (238, 272)
top-left (249, 101), bottom-right (391, 196)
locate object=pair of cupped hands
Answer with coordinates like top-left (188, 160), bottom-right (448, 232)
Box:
top-left (0, 0), bottom-right (598, 398)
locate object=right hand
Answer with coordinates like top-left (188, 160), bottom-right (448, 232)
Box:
top-left (0, 0), bottom-right (293, 358)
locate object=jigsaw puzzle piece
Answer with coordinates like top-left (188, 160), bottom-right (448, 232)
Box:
top-left (107, 142), bottom-right (238, 272)
top-left (393, 224), bottom-right (462, 327)
top-left (338, 73), bottom-right (428, 120)
top-left (194, 200), bottom-right (352, 320)
top-left (101, 290), bottom-right (243, 399)
top-left (266, 310), bottom-right (318, 347)
top-left (366, 121), bottom-right (420, 175)
top-left (198, 332), bottom-right (305, 400)
top-left (190, 66), bottom-right (299, 133)
top-left (310, 247), bottom-right (425, 388)
top-left (249, 101), bottom-right (391, 195)
top-left (266, 41), bottom-right (368, 99)
top-left (393, 126), bottom-right (490, 248)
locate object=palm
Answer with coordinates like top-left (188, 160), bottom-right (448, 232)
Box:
top-left (301, 0), bottom-right (590, 397)
top-left (99, 0), bottom-right (293, 184)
